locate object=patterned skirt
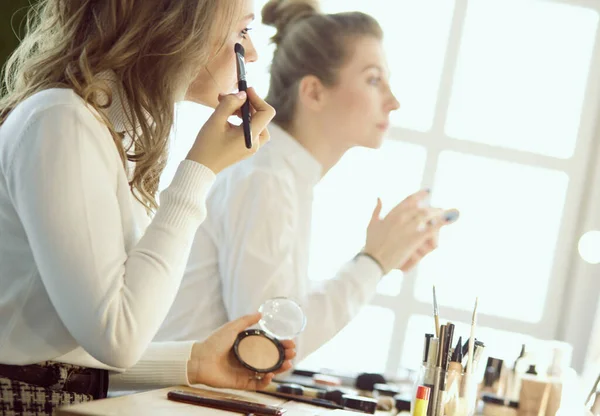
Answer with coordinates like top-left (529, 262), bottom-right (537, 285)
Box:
top-left (0, 361), bottom-right (108, 416)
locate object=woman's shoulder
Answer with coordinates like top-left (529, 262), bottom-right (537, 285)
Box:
top-left (5, 88), bottom-right (100, 130)
top-left (0, 88), bottom-right (118, 171)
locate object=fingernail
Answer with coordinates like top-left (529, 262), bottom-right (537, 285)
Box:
top-left (237, 91), bottom-right (247, 100)
top-left (425, 188), bottom-right (431, 194)
top-left (444, 210), bottom-right (459, 223)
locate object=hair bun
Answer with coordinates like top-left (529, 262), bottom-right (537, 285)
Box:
top-left (262, 0), bottom-right (321, 44)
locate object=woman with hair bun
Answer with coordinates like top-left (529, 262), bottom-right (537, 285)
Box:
top-left (159, 0), bottom-right (458, 362)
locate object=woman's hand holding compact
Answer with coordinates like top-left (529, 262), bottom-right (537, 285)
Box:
top-left (186, 313), bottom-right (296, 391)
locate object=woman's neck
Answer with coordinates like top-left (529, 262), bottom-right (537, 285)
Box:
top-left (285, 117), bottom-right (350, 177)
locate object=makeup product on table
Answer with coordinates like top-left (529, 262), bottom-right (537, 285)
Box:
top-left (167, 390), bottom-right (286, 416)
top-left (472, 340), bottom-right (486, 372)
top-left (265, 382), bottom-right (346, 406)
top-left (547, 341), bottom-right (573, 378)
top-left (374, 383), bottom-right (400, 397)
top-left (234, 298), bottom-right (305, 375)
top-left (466, 298), bottom-right (479, 377)
top-left (412, 295), bottom-right (484, 416)
top-left (461, 339), bottom-right (484, 365)
top-left (517, 375), bottom-right (551, 416)
top-left (355, 373), bottom-right (387, 394)
top-left (423, 334), bottom-right (434, 365)
top-left (395, 394), bottom-right (412, 413)
top-left (425, 338), bottom-right (439, 372)
top-left (234, 43), bottom-right (252, 149)
top-left (372, 383), bottom-right (401, 412)
top-left (257, 390), bottom-right (344, 410)
top-left (313, 374), bottom-right (342, 386)
top-left (462, 297), bottom-right (478, 412)
top-left (342, 395), bottom-right (378, 414)
top-left (413, 386), bottom-right (431, 416)
top-left (481, 394), bottom-right (519, 416)
top-left (444, 323), bottom-right (455, 366)
top-left (447, 337), bottom-right (463, 393)
top-left (433, 286), bottom-right (440, 338)
top-left (430, 325), bottom-right (449, 416)
top-left (481, 358), bottom-right (505, 396)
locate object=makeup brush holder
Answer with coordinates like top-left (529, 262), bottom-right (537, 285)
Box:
top-left (411, 365), bottom-right (478, 416)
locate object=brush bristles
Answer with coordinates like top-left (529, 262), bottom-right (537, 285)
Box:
top-left (235, 43), bottom-right (245, 56)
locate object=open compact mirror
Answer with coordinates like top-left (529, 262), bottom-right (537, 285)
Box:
top-left (233, 297), bottom-right (306, 374)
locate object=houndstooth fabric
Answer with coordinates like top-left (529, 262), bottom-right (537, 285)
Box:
top-left (0, 362), bottom-right (93, 416)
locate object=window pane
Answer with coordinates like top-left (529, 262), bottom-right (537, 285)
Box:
top-left (160, 102), bottom-right (213, 191)
top-left (400, 315), bottom-right (535, 374)
top-left (322, 0), bottom-right (455, 131)
top-left (248, 0), bottom-right (276, 97)
top-left (414, 151), bottom-right (569, 322)
top-left (446, 0), bottom-right (599, 158)
top-left (308, 140), bottom-right (427, 298)
top-left (299, 306), bottom-right (395, 373)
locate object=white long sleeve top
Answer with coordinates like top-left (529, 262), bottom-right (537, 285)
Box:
top-left (157, 123), bottom-right (382, 361)
top-left (0, 83), bottom-right (215, 390)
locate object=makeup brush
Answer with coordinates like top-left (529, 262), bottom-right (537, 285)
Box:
top-left (466, 299), bottom-right (479, 373)
top-left (234, 43), bottom-right (252, 149)
top-left (433, 285), bottom-right (440, 338)
top-left (265, 383), bottom-right (346, 406)
top-left (466, 297), bottom-right (478, 376)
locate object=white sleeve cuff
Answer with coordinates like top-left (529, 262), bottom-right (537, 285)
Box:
top-left (154, 160), bottom-right (216, 231)
top-left (351, 254), bottom-right (386, 291)
top-left (108, 341), bottom-right (195, 392)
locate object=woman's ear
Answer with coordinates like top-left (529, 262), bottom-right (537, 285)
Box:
top-left (298, 75), bottom-right (327, 111)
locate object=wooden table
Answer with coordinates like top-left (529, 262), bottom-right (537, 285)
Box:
top-left (56, 385), bottom-right (395, 416)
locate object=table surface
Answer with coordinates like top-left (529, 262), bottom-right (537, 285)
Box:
top-left (56, 385), bottom-right (400, 416)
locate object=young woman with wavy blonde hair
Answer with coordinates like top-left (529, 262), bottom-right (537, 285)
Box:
top-left (0, 0), bottom-right (293, 414)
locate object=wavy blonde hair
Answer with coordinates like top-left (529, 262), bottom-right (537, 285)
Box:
top-left (0, 0), bottom-right (243, 211)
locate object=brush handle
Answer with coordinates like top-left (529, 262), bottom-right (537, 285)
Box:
top-left (434, 316), bottom-right (440, 338)
top-left (466, 335), bottom-right (475, 374)
top-left (167, 390), bottom-right (284, 416)
top-left (238, 80), bottom-right (252, 149)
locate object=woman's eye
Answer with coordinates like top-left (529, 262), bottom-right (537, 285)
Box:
top-left (240, 27), bottom-right (252, 39)
top-left (368, 77), bottom-right (382, 85)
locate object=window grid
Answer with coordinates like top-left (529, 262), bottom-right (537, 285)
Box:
top-left (298, 0), bottom-right (600, 375)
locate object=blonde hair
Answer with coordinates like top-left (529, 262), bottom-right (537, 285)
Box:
top-left (0, 0), bottom-right (243, 211)
top-left (262, 0), bottom-right (383, 127)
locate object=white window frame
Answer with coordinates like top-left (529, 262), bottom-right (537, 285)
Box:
top-left (366, 0), bottom-right (600, 375)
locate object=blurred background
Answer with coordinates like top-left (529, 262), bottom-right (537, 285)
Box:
top-left (3, 0), bottom-right (600, 387)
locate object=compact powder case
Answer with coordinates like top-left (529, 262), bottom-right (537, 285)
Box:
top-left (233, 297), bottom-right (306, 374)
top-left (234, 329), bottom-right (286, 373)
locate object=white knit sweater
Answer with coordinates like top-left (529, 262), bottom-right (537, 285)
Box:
top-left (0, 84), bottom-right (215, 390)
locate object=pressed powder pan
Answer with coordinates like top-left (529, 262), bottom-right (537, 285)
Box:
top-left (234, 329), bottom-right (285, 373)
